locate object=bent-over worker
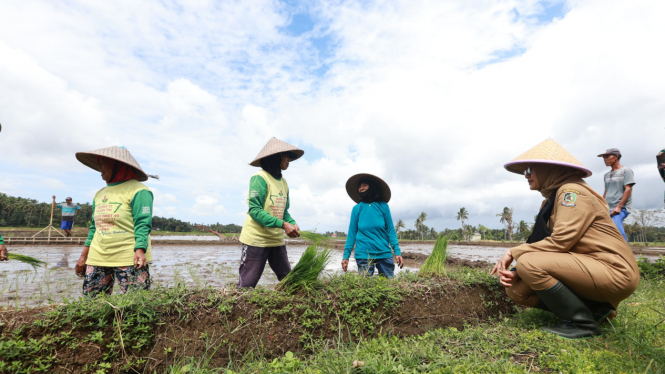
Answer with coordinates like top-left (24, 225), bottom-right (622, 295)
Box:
top-left (491, 139), bottom-right (639, 340)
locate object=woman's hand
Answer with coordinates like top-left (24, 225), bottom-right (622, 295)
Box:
top-left (497, 269), bottom-right (520, 287)
top-left (134, 249), bottom-right (147, 269)
top-left (395, 255), bottom-right (404, 269)
top-left (282, 222), bottom-right (300, 238)
top-left (75, 246), bottom-right (89, 277)
top-left (341, 259), bottom-right (349, 272)
top-left (0, 245), bottom-right (8, 261)
top-left (490, 250), bottom-right (514, 280)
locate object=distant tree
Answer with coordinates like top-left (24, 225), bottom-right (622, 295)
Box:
top-left (429, 227), bottom-right (438, 239)
top-left (517, 220), bottom-right (530, 241)
top-left (395, 219), bottom-right (405, 239)
top-left (497, 207), bottom-right (515, 241)
top-left (455, 207), bottom-right (469, 241)
top-left (415, 212), bottom-right (428, 240)
top-left (478, 224), bottom-right (490, 240)
top-left (627, 210), bottom-right (664, 244)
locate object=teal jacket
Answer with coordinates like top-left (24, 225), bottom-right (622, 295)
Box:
top-left (343, 201), bottom-right (401, 260)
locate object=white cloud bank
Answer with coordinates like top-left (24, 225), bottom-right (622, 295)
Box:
top-left (1, 0), bottom-right (664, 231)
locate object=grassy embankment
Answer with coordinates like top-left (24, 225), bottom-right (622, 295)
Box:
top-left (1, 256), bottom-right (664, 374)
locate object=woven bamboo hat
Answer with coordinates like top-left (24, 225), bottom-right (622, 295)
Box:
top-left (504, 138), bottom-right (592, 178)
top-left (249, 137), bottom-right (304, 167)
top-left (346, 173), bottom-right (392, 203)
top-left (76, 146), bottom-right (151, 182)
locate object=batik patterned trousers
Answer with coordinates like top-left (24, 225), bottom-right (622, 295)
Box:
top-left (82, 265), bottom-right (151, 296)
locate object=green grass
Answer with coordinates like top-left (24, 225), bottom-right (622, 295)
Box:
top-left (419, 235), bottom-right (450, 277)
top-left (277, 242), bottom-right (332, 292)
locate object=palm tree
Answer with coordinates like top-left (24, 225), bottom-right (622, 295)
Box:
top-left (456, 207), bottom-right (469, 241)
top-left (496, 207), bottom-right (515, 241)
top-left (417, 212), bottom-right (428, 240)
top-left (429, 227), bottom-right (437, 239)
top-left (478, 224), bottom-right (489, 240)
top-left (517, 220), bottom-right (530, 241)
top-left (395, 219), bottom-right (405, 239)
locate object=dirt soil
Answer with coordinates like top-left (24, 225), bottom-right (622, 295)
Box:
top-left (0, 281), bottom-right (515, 373)
top-left (401, 251), bottom-right (492, 269)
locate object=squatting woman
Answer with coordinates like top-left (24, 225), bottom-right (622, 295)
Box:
top-left (237, 137), bottom-right (303, 288)
top-left (491, 139), bottom-right (639, 339)
top-left (75, 146), bottom-right (157, 296)
top-left (341, 174), bottom-right (403, 278)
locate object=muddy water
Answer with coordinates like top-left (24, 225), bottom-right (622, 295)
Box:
top-left (1, 243), bottom-right (660, 308)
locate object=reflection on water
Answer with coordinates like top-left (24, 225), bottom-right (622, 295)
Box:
top-left (1, 243), bottom-right (660, 308)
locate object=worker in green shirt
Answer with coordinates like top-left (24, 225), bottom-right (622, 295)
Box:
top-left (74, 146), bottom-right (158, 296)
top-left (0, 232), bottom-right (7, 261)
top-left (238, 137), bottom-right (304, 288)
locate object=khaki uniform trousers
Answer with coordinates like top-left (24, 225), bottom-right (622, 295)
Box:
top-left (506, 252), bottom-right (617, 308)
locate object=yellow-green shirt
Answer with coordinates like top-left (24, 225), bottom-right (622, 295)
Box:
top-left (239, 170), bottom-right (296, 247)
top-left (85, 179), bottom-right (154, 267)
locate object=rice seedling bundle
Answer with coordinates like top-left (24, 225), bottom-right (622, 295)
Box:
top-left (277, 242), bottom-right (332, 292)
top-left (419, 235), bottom-right (449, 277)
top-left (6, 253), bottom-right (46, 270)
top-left (299, 231), bottom-right (329, 243)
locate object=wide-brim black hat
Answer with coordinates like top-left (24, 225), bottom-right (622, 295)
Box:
top-left (345, 173), bottom-right (391, 203)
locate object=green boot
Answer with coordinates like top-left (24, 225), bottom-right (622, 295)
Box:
top-left (535, 281), bottom-right (603, 340)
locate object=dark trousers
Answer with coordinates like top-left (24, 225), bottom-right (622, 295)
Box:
top-left (237, 244), bottom-right (291, 288)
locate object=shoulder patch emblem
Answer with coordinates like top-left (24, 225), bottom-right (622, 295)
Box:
top-left (562, 192), bottom-right (577, 207)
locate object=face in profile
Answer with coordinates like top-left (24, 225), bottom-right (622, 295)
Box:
top-left (280, 154), bottom-right (291, 171)
top-left (525, 165), bottom-right (539, 191)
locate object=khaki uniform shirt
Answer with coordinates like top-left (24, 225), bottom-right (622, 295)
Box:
top-left (511, 182), bottom-right (640, 306)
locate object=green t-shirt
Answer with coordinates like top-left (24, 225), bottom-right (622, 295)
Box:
top-left (604, 167), bottom-right (635, 213)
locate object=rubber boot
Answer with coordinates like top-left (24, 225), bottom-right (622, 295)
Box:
top-left (535, 281), bottom-right (603, 340)
top-left (582, 299), bottom-right (616, 323)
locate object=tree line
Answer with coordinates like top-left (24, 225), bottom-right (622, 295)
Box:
top-left (0, 193), bottom-right (241, 233)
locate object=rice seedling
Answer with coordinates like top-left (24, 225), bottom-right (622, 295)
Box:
top-left (299, 231), bottom-right (329, 242)
top-left (419, 235), bottom-right (449, 277)
top-left (277, 242), bottom-right (332, 292)
top-left (6, 252), bottom-right (46, 270)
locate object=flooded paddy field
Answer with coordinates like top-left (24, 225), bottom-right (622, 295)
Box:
top-left (1, 242), bottom-right (660, 308)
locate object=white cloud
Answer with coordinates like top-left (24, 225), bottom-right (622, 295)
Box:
top-left (1, 0), bottom-right (664, 231)
top-left (191, 195), bottom-right (226, 216)
top-left (40, 178), bottom-right (66, 190)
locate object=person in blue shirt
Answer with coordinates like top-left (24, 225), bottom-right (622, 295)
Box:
top-left (341, 173), bottom-right (403, 278)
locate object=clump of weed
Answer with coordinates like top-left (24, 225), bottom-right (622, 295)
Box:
top-left (419, 235), bottom-right (449, 277)
top-left (277, 242), bottom-right (332, 292)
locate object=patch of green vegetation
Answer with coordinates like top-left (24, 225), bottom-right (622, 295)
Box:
top-left (637, 255), bottom-right (665, 280)
top-left (231, 278), bottom-right (665, 373)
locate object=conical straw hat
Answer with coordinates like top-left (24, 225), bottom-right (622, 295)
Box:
top-left (346, 173), bottom-right (392, 203)
top-left (249, 137), bottom-right (304, 167)
top-left (504, 139), bottom-right (592, 178)
top-left (76, 146), bottom-right (150, 182)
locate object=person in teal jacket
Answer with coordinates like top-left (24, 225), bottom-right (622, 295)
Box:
top-left (341, 173), bottom-right (403, 278)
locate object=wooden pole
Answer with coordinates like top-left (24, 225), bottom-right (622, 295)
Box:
top-left (48, 201), bottom-right (54, 243)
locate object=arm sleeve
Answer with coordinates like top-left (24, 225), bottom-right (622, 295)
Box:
top-left (511, 190), bottom-right (595, 260)
top-left (84, 200), bottom-right (96, 247)
top-left (0, 232), bottom-right (4, 245)
top-left (131, 190), bottom-right (153, 251)
top-left (343, 205), bottom-right (359, 260)
top-left (282, 190), bottom-right (296, 225)
top-left (624, 169), bottom-right (635, 186)
top-left (56, 204), bottom-right (62, 208)
top-left (383, 203), bottom-right (401, 256)
top-left (76, 205), bottom-right (81, 210)
top-left (247, 175), bottom-right (283, 228)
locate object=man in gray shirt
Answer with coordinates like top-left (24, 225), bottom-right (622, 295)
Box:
top-left (598, 148), bottom-right (635, 242)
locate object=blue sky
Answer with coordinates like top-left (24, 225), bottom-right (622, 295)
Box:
top-left (1, 0), bottom-right (665, 232)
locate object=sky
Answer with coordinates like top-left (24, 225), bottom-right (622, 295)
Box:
top-left (1, 0), bottom-right (664, 233)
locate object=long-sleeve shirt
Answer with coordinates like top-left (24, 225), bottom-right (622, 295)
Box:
top-left (84, 185), bottom-right (153, 251)
top-left (247, 174), bottom-right (296, 228)
top-left (239, 170), bottom-right (296, 247)
top-left (343, 201), bottom-right (401, 260)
